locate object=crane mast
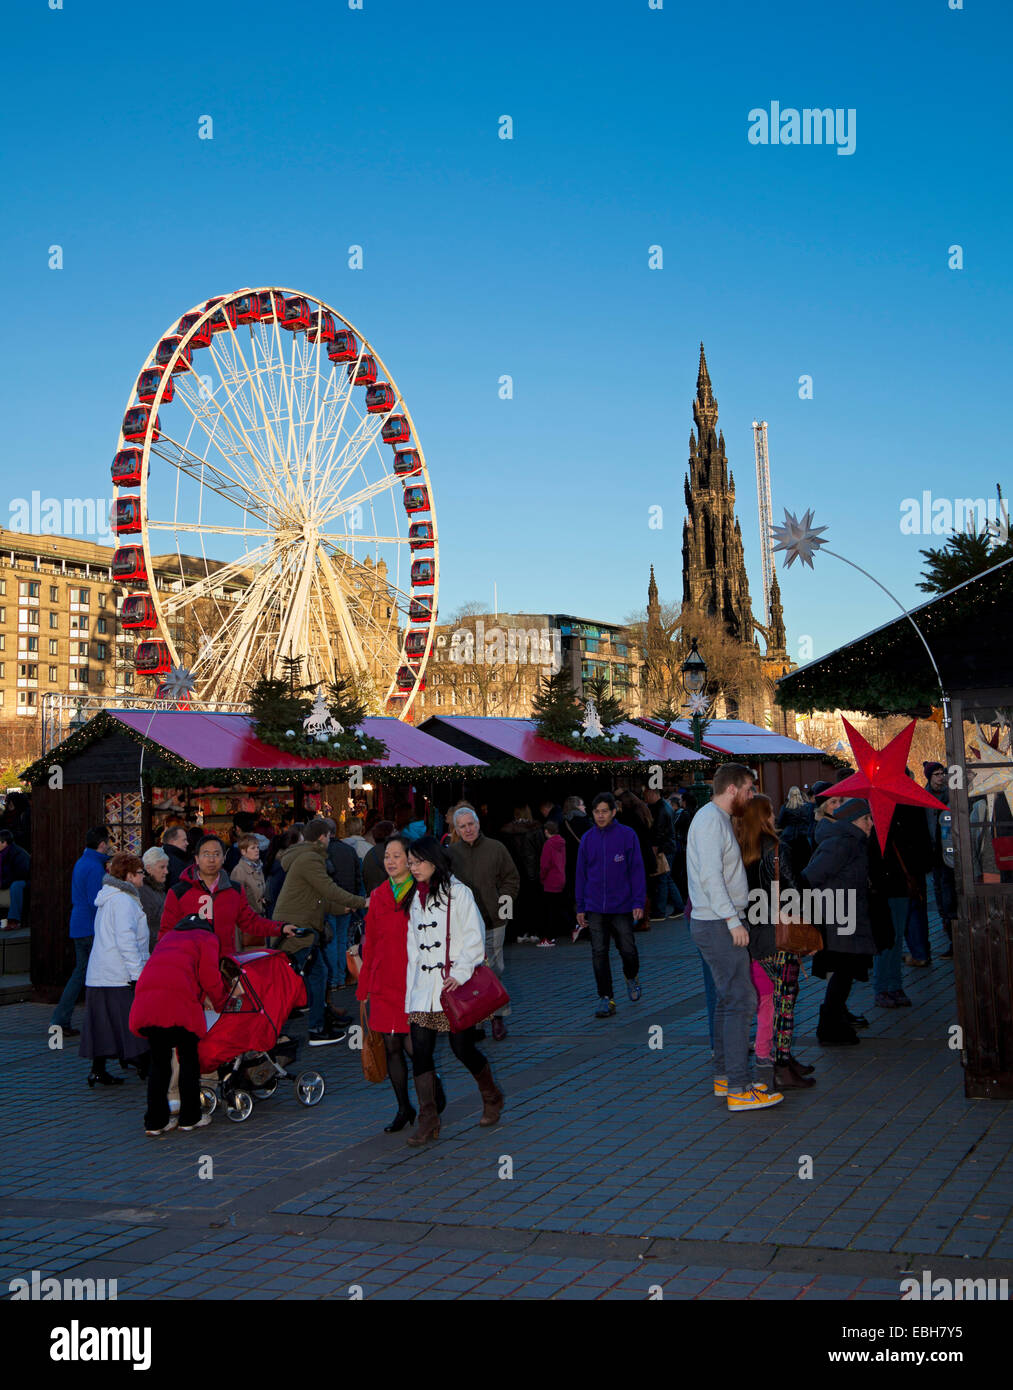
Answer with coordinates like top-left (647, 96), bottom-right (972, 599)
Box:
top-left (752, 420), bottom-right (775, 626)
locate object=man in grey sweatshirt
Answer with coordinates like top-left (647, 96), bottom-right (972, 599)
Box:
top-left (687, 763), bottom-right (784, 1112)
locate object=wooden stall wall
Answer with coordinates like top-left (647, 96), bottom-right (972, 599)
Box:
top-left (30, 781), bottom-right (107, 1001)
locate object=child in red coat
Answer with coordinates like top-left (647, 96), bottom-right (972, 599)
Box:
top-left (538, 823), bottom-right (568, 947)
top-left (130, 913), bottom-right (230, 1135)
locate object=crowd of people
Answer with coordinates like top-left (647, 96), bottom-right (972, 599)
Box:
top-left (43, 759), bottom-right (954, 1135)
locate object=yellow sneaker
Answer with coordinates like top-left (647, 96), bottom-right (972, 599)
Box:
top-left (727, 1085), bottom-right (783, 1112)
top-left (714, 1077), bottom-right (767, 1097)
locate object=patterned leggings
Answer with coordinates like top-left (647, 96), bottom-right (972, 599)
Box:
top-left (771, 951), bottom-right (801, 1066)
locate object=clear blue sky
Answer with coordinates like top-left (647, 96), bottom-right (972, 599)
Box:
top-left (4, 0), bottom-right (1011, 665)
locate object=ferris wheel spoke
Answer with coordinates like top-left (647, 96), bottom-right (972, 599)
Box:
top-left (322, 471), bottom-right (402, 526)
top-left (158, 545), bottom-right (271, 618)
top-left (204, 334), bottom-right (287, 482)
top-left (310, 399), bottom-right (388, 510)
top-left (166, 382), bottom-right (281, 515)
top-left (150, 436), bottom-right (276, 526)
top-left (175, 359), bottom-right (286, 510)
top-left (313, 542), bottom-right (372, 676)
top-left (195, 558), bottom-right (289, 696)
top-left (146, 520), bottom-right (275, 538)
top-left (318, 531), bottom-right (409, 545)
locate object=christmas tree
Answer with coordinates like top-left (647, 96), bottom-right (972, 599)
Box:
top-left (532, 669), bottom-right (583, 743)
top-left (247, 671), bottom-right (310, 739)
top-left (326, 674), bottom-right (369, 731)
top-left (583, 674), bottom-right (627, 734)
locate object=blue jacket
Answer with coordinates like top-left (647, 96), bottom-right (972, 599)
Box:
top-left (575, 820), bottom-right (646, 914)
top-left (69, 847), bottom-right (109, 939)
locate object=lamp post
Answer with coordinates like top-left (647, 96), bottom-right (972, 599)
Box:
top-left (69, 698), bottom-right (88, 734)
top-left (681, 638), bottom-right (709, 801)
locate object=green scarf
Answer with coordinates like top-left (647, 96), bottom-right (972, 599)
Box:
top-left (389, 874), bottom-right (413, 907)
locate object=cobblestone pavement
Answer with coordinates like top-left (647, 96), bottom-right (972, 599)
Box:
top-left (2, 904), bottom-right (1010, 1300)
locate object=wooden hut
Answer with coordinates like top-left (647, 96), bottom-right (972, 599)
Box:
top-left (775, 557), bottom-right (1013, 1099)
top-left (21, 710), bottom-right (486, 1001)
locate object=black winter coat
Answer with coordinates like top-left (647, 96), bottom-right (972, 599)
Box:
top-left (649, 799), bottom-right (677, 860)
top-left (880, 804), bottom-right (933, 897)
top-left (744, 833), bottom-right (801, 960)
top-left (327, 836), bottom-right (363, 897)
top-left (801, 819), bottom-right (876, 956)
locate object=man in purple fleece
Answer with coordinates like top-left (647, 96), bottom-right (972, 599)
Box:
top-left (575, 792), bottom-right (646, 1018)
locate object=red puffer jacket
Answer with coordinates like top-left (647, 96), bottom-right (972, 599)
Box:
top-left (159, 865), bottom-right (285, 956)
top-left (129, 919), bottom-right (230, 1038)
top-left (355, 879), bottom-right (411, 1034)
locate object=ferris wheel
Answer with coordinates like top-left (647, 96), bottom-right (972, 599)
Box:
top-left (107, 287), bottom-right (437, 717)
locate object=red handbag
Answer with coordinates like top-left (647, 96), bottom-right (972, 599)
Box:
top-left (439, 892), bottom-right (510, 1032)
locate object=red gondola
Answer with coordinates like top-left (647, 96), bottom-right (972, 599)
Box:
top-left (121, 594), bottom-right (158, 629)
top-left (111, 546), bottom-right (148, 583)
top-left (365, 383), bottom-right (395, 414)
top-left (135, 640), bottom-right (172, 675)
top-left (154, 336), bottom-right (193, 374)
top-left (233, 293), bottom-right (262, 325)
top-left (137, 368), bottom-right (173, 405)
top-left (396, 666), bottom-right (416, 691)
top-left (112, 496), bottom-right (142, 535)
top-left (111, 449), bottom-right (144, 487)
top-left (409, 521), bottom-right (434, 551)
top-left (256, 290), bottom-right (284, 321)
top-left (280, 296), bottom-right (312, 332)
top-left (205, 297), bottom-right (238, 333)
top-left (307, 310), bottom-right (337, 343)
top-left (177, 311), bottom-right (213, 348)
top-left (405, 629), bottom-right (429, 658)
top-left (327, 329), bottom-right (359, 364)
top-left (409, 597), bottom-right (432, 622)
top-left (403, 485), bottom-right (429, 515)
top-left (381, 416), bottom-right (410, 445)
top-left (347, 355), bottom-right (377, 386)
top-left (122, 406), bottom-right (160, 443)
top-left (410, 559), bottom-right (435, 587)
top-left (394, 450), bottom-right (422, 478)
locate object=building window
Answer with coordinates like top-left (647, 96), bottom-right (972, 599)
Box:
top-left (27, 637), bottom-right (38, 653)
top-left (71, 615), bottom-right (89, 632)
top-left (19, 664), bottom-right (38, 679)
top-left (95, 642), bottom-right (107, 661)
top-left (0, 608), bottom-right (5, 623)
top-left (0, 580), bottom-right (5, 595)
top-left (0, 663), bottom-right (5, 678)
top-left (17, 691), bottom-right (37, 707)
top-left (73, 588), bottom-right (90, 605)
top-left (76, 642), bottom-right (89, 658)
top-left (48, 665), bottom-right (57, 682)
top-left (49, 585), bottom-right (59, 602)
top-left (98, 593), bottom-right (107, 608)
top-left (78, 668), bottom-right (90, 685)
top-left (0, 635), bottom-right (6, 651)
top-left (48, 638), bottom-right (57, 655)
top-left (48, 611), bottom-right (58, 628)
top-left (97, 617), bottom-right (108, 634)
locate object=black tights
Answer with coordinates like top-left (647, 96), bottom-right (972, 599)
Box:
top-left (383, 1033), bottom-right (414, 1112)
top-left (410, 1022), bottom-right (486, 1080)
top-left (824, 966), bottom-right (856, 1018)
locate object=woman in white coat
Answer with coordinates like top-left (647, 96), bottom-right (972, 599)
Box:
top-left (404, 836), bottom-right (504, 1146)
top-left (79, 851), bottom-right (151, 1087)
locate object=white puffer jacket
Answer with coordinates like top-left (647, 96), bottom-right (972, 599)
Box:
top-left (86, 876), bottom-right (149, 987)
top-left (405, 876), bottom-right (486, 1013)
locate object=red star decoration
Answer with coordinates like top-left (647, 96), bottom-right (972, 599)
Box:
top-left (832, 718), bottom-right (947, 852)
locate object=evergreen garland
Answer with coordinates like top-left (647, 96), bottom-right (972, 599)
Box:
top-left (247, 660), bottom-right (387, 764)
top-left (532, 670), bottom-right (641, 759)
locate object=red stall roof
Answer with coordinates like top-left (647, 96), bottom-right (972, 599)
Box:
top-left (419, 716), bottom-right (709, 766)
top-left (109, 711), bottom-right (487, 771)
top-left (639, 717), bottom-right (827, 760)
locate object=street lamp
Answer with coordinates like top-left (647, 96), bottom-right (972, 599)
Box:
top-left (681, 638), bottom-right (709, 797)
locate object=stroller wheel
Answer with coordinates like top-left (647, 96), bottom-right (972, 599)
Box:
top-left (199, 1085), bottom-right (218, 1116)
top-left (295, 1070), bottom-right (325, 1107)
top-left (224, 1088), bottom-right (254, 1123)
top-left (253, 1077), bottom-right (279, 1099)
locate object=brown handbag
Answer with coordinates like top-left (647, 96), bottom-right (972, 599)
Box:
top-left (359, 1002), bottom-right (388, 1084)
top-left (773, 846), bottom-right (823, 956)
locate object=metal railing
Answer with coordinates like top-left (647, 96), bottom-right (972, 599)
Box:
top-left (40, 690), bottom-right (251, 755)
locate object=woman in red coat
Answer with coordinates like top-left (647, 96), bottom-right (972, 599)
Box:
top-left (356, 834), bottom-right (441, 1132)
top-left (130, 913), bottom-right (230, 1137)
